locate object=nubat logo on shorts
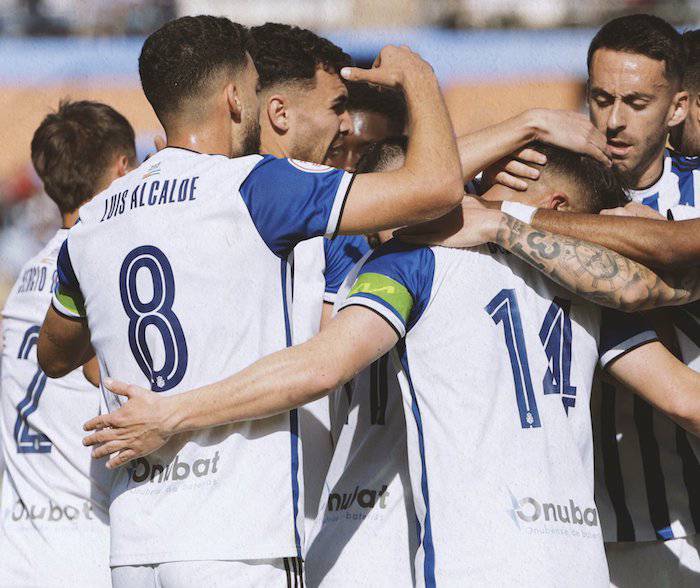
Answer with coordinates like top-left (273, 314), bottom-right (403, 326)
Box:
top-left (510, 494), bottom-right (599, 528)
top-left (327, 485), bottom-right (389, 512)
top-left (129, 451), bottom-right (221, 484)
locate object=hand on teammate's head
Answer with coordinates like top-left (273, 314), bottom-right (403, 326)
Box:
top-left (483, 147), bottom-right (547, 192)
top-left (340, 45), bottom-right (433, 90)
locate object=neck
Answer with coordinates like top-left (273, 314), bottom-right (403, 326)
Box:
top-left (62, 209), bottom-right (80, 229)
top-left (259, 123), bottom-right (290, 159)
top-left (631, 146), bottom-right (666, 190)
top-left (166, 118), bottom-right (233, 157)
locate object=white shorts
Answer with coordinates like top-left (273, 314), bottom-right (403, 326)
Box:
top-left (111, 557), bottom-right (304, 588)
top-left (606, 534), bottom-right (700, 587)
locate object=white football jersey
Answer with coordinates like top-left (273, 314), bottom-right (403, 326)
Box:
top-left (52, 148), bottom-right (353, 565)
top-left (338, 240), bottom-right (657, 586)
top-left (305, 252), bottom-right (417, 587)
top-left (292, 235), bottom-right (369, 546)
top-left (593, 150), bottom-right (700, 543)
top-left (0, 229), bottom-right (111, 587)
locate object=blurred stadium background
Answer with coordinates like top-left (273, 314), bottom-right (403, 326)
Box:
top-left (1, 0), bottom-right (699, 305)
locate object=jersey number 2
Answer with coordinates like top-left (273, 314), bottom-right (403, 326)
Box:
top-left (119, 246), bottom-right (188, 392)
top-left (486, 289), bottom-right (576, 429)
top-left (14, 325), bottom-right (52, 453)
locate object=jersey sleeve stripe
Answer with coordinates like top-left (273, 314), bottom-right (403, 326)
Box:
top-left (339, 295), bottom-right (406, 339)
top-left (325, 172), bottom-right (354, 238)
top-left (599, 330), bottom-right (657, 368)
top-left (51, 290), bottom-right (85, 319)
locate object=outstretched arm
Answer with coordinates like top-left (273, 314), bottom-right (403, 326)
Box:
top-left (492, 213), bottom-right (700, 312)
top-left (82, 307), bottom-right (398, 469)
top-left (531, 210), bottom-right (700, 270)
top-left (458, 109), bottom-right (610, 188)
top-left (398, 201), bottom-right (700, 312)
top-left (607, 340), bottom-right (700, 437)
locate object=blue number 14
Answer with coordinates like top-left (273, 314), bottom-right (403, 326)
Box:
top-left (486, 290), bottom-right (576, 429)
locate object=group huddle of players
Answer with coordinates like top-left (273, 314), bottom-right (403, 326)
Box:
top-left (2, 11), bottom-right (700, 588)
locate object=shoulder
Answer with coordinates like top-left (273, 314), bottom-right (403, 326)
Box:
top-left (669, 149), bottom-right (700, 171)
top-left (361, 239), bottom-right (434, 277)
top-left (324, 234), bottom-right (370, 263)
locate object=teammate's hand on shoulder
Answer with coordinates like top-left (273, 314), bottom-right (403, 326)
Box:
top-left (396, 195), bottom-right (504, 248)
top-left (483, 147), bottom-right (547, 192)
top-left (601, 201), bottom-right (666, 220)
top-left (82, 378), bottom-right (175, 469)
top-left (341, 45), bottom-right (433, 90)
top-left (527, 109), bottom-right (612, 167)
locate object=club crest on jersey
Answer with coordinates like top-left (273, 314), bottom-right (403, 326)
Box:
top-left (288, 159), bottom-right (333, 173)
top-left (143, 161), bottom-right (161, 179)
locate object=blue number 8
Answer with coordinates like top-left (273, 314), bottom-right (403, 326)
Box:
top-left (119, 246), bottom-right (188, 392)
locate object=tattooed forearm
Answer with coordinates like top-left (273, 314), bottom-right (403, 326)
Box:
top-left (494, 214), bottom-right (700, 312)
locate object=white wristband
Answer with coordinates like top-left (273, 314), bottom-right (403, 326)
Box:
top-left (501, 201), bottom-right (536, 225)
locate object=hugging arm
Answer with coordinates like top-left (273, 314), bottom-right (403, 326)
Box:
top-left (492, 213), bottom-right (700, 312)
top-left (82, 307), bottom-right (398, 469)
top-left (532, 210), bottom-right (700, 271)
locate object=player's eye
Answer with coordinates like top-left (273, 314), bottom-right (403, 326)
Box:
top-left (629, 101), bottom-right (647, 111)
top-left (593, 96), bottom-right (612, 108)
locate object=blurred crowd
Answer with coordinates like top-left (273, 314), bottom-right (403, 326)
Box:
top-left (2, 0), bottom-right (700, 34)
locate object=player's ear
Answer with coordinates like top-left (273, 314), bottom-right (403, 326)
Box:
top-left (547, 191), bottom-right (572, 211)
top-left (667, 89), bottom-right (689, 128)
top-left (115, 154), bottom-right (130, 178)
top-left (266, 94), bottom-right (290, 134)
top-left (226, 82), bottom-right (243, 123)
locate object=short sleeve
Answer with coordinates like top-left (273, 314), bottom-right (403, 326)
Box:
top-left (240, 155), bottom-right (354, 257)
top-left (52, 239), bottom-right (86, 319)
top-left (599, 308), bottom-right (658, 368)
top-left (338, 239), bottom-right (435, 338)
top-left (323, 235), bottom-right (370, 304)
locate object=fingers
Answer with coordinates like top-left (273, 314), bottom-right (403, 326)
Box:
top-left (83, 414), bottom-right (111, 432)
top-left (600, 207), bottom-right (631, 217)
top-left (153, 135), bottom-right (166, 152)
top-left (584, 139), bottom-right (613, 168)
top-left (341, 66), bottom-right (400, 88)
top-left (107, 449), bottom-right (138, 470)
top-left (504, 159), bottom-right (541, 180)
top-left (91, 439), bottom-right (129, 460)
top-left (83, 425), bottom-right (121, 445)
top-left (493, 171), bottom-right (528, 192)
top-left (514, 148), bottom-right (547, 166)
top-left (103, 378), bottom-right (142, 399)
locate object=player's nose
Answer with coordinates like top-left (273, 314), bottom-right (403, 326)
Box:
top-left (338, 110), bottom-right (353, 135)
top-left (606, 100), bottom-right (625, 132)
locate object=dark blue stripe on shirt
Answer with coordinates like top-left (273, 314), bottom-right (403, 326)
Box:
top-left (600, 382), bottom-right (636, 541)
top-left (633, 396), bottom-right (673, 540)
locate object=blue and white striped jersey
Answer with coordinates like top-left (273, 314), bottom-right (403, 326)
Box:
top-left (337, 239), bottom-right (656, 586)
top-left (593, 149), bottom-right (700, 543)
top-left (51, 147), bottom-right (354, 565)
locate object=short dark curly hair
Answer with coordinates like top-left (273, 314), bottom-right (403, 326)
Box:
top-left (347, 82), bottom-right (407, 135)
top-left (251, 23), bottom-right (351, 90)
top-left (31, 100), bottom-right (136, 214)
top-left (139, 16), bottom-right (252, 124)
top-left (588, 14), bottom-right (685, 87)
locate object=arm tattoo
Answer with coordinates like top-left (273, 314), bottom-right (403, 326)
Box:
top-left (494, 214), bottom-right (700, 312)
